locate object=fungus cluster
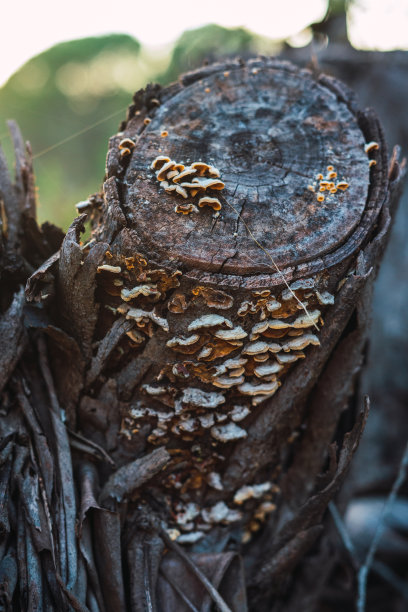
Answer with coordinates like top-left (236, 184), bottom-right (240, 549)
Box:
top-left (95, 250), bottom-right (182, 346)
top-left (95, 245), bottom-right (335, 543)
top-left (150, 155), bottom-right (224, 214)
top-left (364, 141), bottom-right (379, 167)
top-left (307, 165), bottom-right (349, 203)
top-left (163, 477), bottom-right (279, 545)
top-left (118, 137), bottom-right (136, 158)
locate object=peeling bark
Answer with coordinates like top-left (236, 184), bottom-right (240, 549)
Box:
top-left (0, 59), bottom-right (405, 611)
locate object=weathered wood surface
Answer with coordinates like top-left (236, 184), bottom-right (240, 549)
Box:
top-left (0, 58), bottom-right (405, 611)
top-left (121, 62), bottom-right (369, 275)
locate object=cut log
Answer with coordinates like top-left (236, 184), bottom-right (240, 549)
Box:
top-left (0, 58), bottom-right (405, 610)
top-left (79, 57), bottom-right (387, 509)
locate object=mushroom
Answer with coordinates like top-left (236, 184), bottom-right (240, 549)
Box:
top-left (253, 353), bottom-right (269, 362)
top-left (191, 286), bottom-right (234, 310)
top-left (126, 308), bottom-right (169, 332)
top-left (207, 472), bottom-right (223, 491)
top-left (267, 318), bottom-right (291, 330)
top-left (129, 404), bottom-right (147, 419)
top-left (187, 314), bottom-right (233, 332)
top-left (121, 284), bottom-right (160, 301)
top-left (237, 301), bottom-right (257, 317)
top-left (164, 184), bottom-right (177, 193)
top-left (242, 341), bottom-right (270, 355)
top-left (156, 161), bottom-right (176, 181)
top-left (229, 405), bottom-right (251, 422)
top-left (198, 196), bottom-right (222, 211)
top-left (199, 414), bottom-right (215, 428)
top-left (254, 362), bottom-right (283, 377)
top-left (290, 279), bottom-right (314, 291)
top-left (148, 428), bottom-right (167, 439)
top-left (233, 482), bottom-right (273, 504)
top-left (178, 418), bottom-right (198, 433)
top-left (179, 387), bottom-right (225, 409)
top-left (336, 182), bottom-right (349, 191)
top-left (210, 423), bottom-right (247, 443)
top-left (168, 293), bottom-right (189, 313)
top-left (212, 375), bottom-right (245, 388)
top-left (151, 156), bottom-right (171, 170)
top-left (97, 264), bottom-right (122, 273)
top-left (178, 181), bottom-right (204, 191)
top-left (141, 384), bottom-right (168, 396)
top-left (281, 333), bottom-right (320, 351)
top-left (175, 502), bottom-right (200, 526)
top-left (238, 381), bottom-right (280, 396)
top-left (190, 162), bottom-right (220, 177)
top-left (213, 357), bottom-right (247, 377)
top-left (192, 177), bottom-right (225, 190)
top-left (126, 329), bottom-right (145, 344)
top-left (292, 309), bottom-right (321, 328)
top-left (172, 167), bottom-right (197, 183)
top-left (228, 367), bottom-right (246, 377)
top-left (174, 185), bottom-right (188, 198)
top-left (196, 346), bottom-right (213, 360)
top-left (174, 203), bottom-right (198, 214)
top-left (119, 138), bottom-right (136, 150)
top-left (75, 200), bottom-right (93, 212)
top-left (201, 501), bottom-right (243, 524)
top-left (254, 502), bottom-right (277, 521)
top-left (166, 334), bottom-right (200, 348)
top-left (364, 141), bottom-right (379, 153)
top-left (190, 162), bottom-right (212, 176)
top-left (214, 326), bottom-right (247, 341)
top-left (265, 299), bottom-right (281, 313)
top-left (275, 352), bottom-right (303, 364)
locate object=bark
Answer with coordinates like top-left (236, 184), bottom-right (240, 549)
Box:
top-left (0, 58), bottom-right (405, 611)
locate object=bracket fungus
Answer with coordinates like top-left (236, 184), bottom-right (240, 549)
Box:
top-left (198, 196), bottom-right (222, 211)
top-left (150, 154), bottom-right (224, 217)
top-left (187, 314), bottom-right (233, 332)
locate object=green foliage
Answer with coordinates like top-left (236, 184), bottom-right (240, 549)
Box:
top-left (159, 24), bottom-right (278, 85)
top-left (0, 35), bottom-right (144, 229)
top-left (0, 27), bottom-right (277, 230)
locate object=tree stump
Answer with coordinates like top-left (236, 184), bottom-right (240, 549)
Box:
top-left (0, 57), bottom-right (405, 611)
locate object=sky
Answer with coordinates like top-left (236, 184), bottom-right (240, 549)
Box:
top-left (1, 0), bottom-right (408, 87)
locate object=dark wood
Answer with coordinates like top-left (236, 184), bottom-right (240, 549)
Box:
top-left (0, 59), bottom-right (405, 611)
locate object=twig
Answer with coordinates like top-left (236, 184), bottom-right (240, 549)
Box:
top-left (371, 560), bottom-right (408, 602)
top-left (330, 500), bottom-right (408, 604)
top-left (99, 447), bottom-right (170, 504)
top-left (68, 429), bottom-right (115, 466)
top-left (159, 566), bottom-right (200, 612)
top-left (159, 527), bottom-right (233, 612)
top-left (328, 501), bottom-right (360, 571)
top-left (37, 335), bottom-right (62, 416)
top-left (357, 440), bottom-right (408, 612)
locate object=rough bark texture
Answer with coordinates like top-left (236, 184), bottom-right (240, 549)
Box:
top-left (0, 58), bottom-right (405, 611)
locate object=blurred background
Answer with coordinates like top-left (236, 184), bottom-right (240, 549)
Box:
top-left (0, 0), bottom-right (407, 229)
top-left (1, 0), bottom-right (408, 606)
